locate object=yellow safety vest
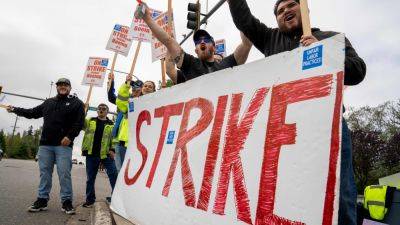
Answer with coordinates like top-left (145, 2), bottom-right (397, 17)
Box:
top-left (115, 83), bottom-right (130, 145)
top-left (364, 185), bottom-right (388, 220)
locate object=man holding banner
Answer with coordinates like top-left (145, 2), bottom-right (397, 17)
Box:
top-left (135, 3), bottom-right (253, 84)
top-left (6, 78), bottom-right (85, 215)
top-left (226, 0), bottom-right (366, 224)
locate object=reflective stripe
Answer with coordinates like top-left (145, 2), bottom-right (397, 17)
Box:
top-left (367, 201), bottom-right (385, 207)
top-left (370, 185), bottom-right (384, 189)
top-left (117, 94), bottom-right (129, 101)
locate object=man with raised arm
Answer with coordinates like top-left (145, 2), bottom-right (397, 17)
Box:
top-left (135, 2), bottom-right (252, 84)
top-left (226, 0), bottom-right (366, 224)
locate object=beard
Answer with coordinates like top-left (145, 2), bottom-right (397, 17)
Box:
top-left (198, 48), bottom-right (214, 61)
top-left (57, 89), bottom-right (70, 97)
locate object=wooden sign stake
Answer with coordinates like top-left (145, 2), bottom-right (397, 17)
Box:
top-left (300, 0), bottom-right (312, 36)
top-left (107, 52), bottom-right (119, 92)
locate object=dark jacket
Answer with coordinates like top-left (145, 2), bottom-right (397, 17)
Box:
top-left (228, 0), bottom-right (366, 85)
top-left (108, 80), bottom-right (116, 105)
top-left (13, 95), bottom-right (85, 147)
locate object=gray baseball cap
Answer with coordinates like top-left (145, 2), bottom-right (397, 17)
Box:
top-left (56, 78), bottom-right (71, 86)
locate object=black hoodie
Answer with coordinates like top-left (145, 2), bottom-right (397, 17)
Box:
top-left (227, 0), bottom-right (366, 85)
top-left (13, 94), bottom-right (85, 147)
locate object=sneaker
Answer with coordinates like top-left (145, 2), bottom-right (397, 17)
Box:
top-left (82, 201), bottom-right (94, 208)
top-left (61, 200), bottom-right (75, 215)
top-left (28, 198), bottom-right (48, 212)
top-left (106, 197), bottom-right (111, 204)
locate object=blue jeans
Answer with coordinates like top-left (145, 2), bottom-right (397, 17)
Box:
top-left (338, 119), bottom-right (357, 225)
top-left (114, 144), bottom-right (127, 172)
top-left (85, 155), bottom-right (118, 203)
top-left (37, 145), bottom-right (73, 203)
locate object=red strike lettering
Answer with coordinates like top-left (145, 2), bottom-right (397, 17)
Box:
top-left (124, 110), bottom-right (151, 185)
top-left (162, 98), bottom-right (214, 207)
top-left (146, 103), bottom-right (184, 188)
top-left (255, 75), bottom-right (333, 225)
top-left (197, 95), bottom-right (228, 211)
top-left (213, 87), bottom-right (269, 225)
top-left (322, 72), bottom-right (344, 225)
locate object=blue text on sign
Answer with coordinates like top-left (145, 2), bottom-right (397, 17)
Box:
top-left (302, 45), bottom-right (323, 70)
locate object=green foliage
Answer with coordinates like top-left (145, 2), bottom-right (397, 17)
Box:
top-left (346, 100), bottom-right (400, 193)
top-left (2, 127), bottom-right (41, 160)
top-left (0, 130), bottom-right (6, 153)
top-left (157, 79), bottom-right (174, 90)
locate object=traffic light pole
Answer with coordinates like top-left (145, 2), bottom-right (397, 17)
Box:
top-left (180, 0), bottom-right (226, 45)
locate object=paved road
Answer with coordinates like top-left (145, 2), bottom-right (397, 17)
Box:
top-left (0, 159), bottom-right (112, 225)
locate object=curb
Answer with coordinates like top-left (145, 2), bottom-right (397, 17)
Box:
top-left (92, 202), bottom-right (112, 225)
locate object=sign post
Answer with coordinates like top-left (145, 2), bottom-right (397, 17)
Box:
top-left (129, 41), bottom-right (142, 77)
top-left (300, 0), bottom-right (312, 36)
top-left (107, 53), bottom-right (118, 92)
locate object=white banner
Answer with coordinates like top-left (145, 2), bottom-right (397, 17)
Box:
top-left (130, 9), bottom-right (162, 42)
top-left (106, 24), bottom-right (133, 57)
top-left (112, 34), bottom-right (345, 225)
top-left (81, 57), bottom-right (109, 87)
top-left (151, 12), bottom-right (176, 62)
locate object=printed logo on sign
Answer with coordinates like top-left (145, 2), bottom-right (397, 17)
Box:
top-left (166, 131), bottom-right (175, 144)
top-left (151, 11), bottom-right (161, 19)
top-left (114, 24), bottom-right (122, 31)
top-left (302, 45), bottom-right (323, 70)
top-left (101, 59), bottom-right (109, 67)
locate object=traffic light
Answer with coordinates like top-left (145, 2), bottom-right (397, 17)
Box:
top-left (187, 1), bottom-right (201, 30)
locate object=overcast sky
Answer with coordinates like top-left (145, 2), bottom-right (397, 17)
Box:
top-left (1, 0), bottom-right (399, 158)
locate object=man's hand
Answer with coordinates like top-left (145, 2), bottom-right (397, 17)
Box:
top-left (109, 150), bottom-right (115, 159)
top-left (61, 137), bottom-right (71, 146)
top-left (6, 105), bottom-right (14, 113)
top-left (134, 2), bottom-right (149, 20)
top-left (126, 75), bottom-right (133, 83)
top-left (300, 35), bottom-right (318, 47)
top-left (108, 72), bottom-right (114, 80)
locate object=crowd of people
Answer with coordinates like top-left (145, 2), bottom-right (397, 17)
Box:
top-left (4, 0), bottom-right (366, 224)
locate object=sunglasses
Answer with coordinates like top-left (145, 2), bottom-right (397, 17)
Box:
top-left (194, 37), bottom-right (213, 45)
top-left (97, 107), bottom-right (108, 112)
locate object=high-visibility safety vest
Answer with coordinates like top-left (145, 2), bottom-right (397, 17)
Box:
top-left (115, 83), bottom-right (130, 145)
top-left (363, 185), bottom-right (389, 220)
top-left (82, 117), bottom-right (114, 159)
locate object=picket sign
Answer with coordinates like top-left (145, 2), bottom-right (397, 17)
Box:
top-left (106, 24), bottom-right (133, 57)
top-left (300, 0), bottom-right (312, 36)
top-left (82, 57), bottom-right (109, 111)
top-left (111, 34), bottom-right (346, 225)
top-left (151, 12), bottom-right (176, 62)
top-left (130, 9), bottom-right (163, 42)
top-left (215, 39), bottom-right (227, 57)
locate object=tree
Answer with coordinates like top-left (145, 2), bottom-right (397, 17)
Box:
top-left (351, 129), bottom-right (386, 193)
top-left (346, 100), bottom-right (400, 193)
top-left (0, 130), bottom-right (6, 154)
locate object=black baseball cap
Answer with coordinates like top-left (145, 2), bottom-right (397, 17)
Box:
top-left (193, 29), bottom-right (214, 44)
top-left (56, 78), bottom-right (71, 86)
top-left (130, 79), bottom-right (144, 89)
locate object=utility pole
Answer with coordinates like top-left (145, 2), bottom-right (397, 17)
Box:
top-left (48, 81), bottom-right (54, 98)
top-left (9, 115), bottom-right (19, 152)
